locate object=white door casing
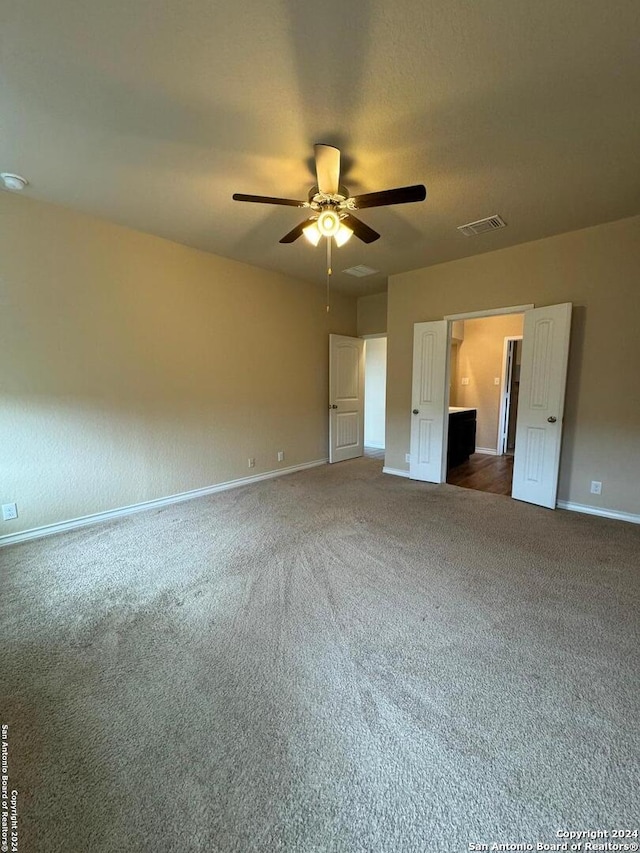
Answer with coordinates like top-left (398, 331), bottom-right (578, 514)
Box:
top-left (409, 320), bottom-right (450, 482)
top-left (498, 336), bottom-right (523, 455)
top-left (329, 334), bottom-right (364, 463)
top-left (512, 303), bottom-right (572, 508)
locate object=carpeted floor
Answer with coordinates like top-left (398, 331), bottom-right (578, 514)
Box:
top-left (1, 456), bottom-right (639, 852)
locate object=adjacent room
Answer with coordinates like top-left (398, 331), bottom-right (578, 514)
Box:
top-left (364, 335), bottom-right (387, 456)
top-left (446, 313), bottom-right (524, 496)
top-left (1, 1), bottom-right (639, 852)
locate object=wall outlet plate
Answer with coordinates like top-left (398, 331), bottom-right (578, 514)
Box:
top-left (248, 458), bottom-right (255, 469)
top-left (405, 453), bottom-right (411, 463)
top-left (590, 481), bottom-right (602, 495)
top-left (2, 503), bottom-right (18, 521)
top-left (277, 451), bottom-right (284, 462)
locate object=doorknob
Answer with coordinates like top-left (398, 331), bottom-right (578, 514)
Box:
top-left (412, 409), bottom-right (419, 415)
top-left (547, 416), bottom-right (557, 423)
top-left (330, 404), bottom-right (338, 409)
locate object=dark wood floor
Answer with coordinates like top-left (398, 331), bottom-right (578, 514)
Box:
top-left (447, 453), bottom-right (514, 496)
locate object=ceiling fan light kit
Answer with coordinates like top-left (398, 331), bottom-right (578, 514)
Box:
top-left (232, 143), bottom-right (427, 249)
top-left (301, 209), bottom-right (355, 247)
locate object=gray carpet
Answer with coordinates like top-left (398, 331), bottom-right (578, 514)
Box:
top-left (1, 456), bottom-right (639, 852)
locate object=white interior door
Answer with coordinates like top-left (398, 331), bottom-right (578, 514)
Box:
top-left (409, 320), bottom-right (449, 482)
top-left (329, 334), bottom-right (364, 463)
top-left (512, 302), bottom-right (572, 508)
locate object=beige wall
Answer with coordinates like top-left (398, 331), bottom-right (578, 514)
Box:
top-left (455, 314), bottom-right (524, 451)
top-left (387, 215), bottom-right (640, 515)
top-left (357, 292), bottom-right (387, 336)
top-left (0, 193), bottom-right (357, 536)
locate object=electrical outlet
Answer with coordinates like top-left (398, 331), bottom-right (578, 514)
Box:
top-left (277, 451), bottom-right (284, 462)
top-left (590, 481), bottom-right (602, 495)
top-left (461, 377), bottom-right (469, 385)
top-left (2, 503), bottom-right (18, 521)
top-left (248, 458), bottom-right (255, 469)
top-left (494, 377), bottom-right (500, 385)
top-left (405, 453), bottom-right (411, 463)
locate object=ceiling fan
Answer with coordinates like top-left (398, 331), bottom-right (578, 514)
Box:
top-left (232, 144), bottom-right (427, 247)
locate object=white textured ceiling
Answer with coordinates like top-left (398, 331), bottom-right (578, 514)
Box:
top-left (2, 0), bottom-right (639, 296)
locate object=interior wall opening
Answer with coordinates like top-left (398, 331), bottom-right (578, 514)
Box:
top-left (364, 336), bottom-right (387, 460)
top-left (446, 314), bottom-right (524, 496)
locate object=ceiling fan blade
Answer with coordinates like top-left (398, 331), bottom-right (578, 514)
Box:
top-left (233, 193), bottom-right (305, 207)
top-left (349, 184), bottom-right (427, 210)
top-left (341, 213), bottom-right (380, 244)
top-left (314, 144), bottom-right (341, 195)
top-left (279, 219), bottom-right (314, 244)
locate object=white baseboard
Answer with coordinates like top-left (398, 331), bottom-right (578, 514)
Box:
top-left (364, 442), bottom-right (385, 450)
top-left (0, 458), bottom-right (328, 548)
top-left (475, 447), bottom-right (498, 456)
top-left (382, 467), bottom-right (410, 478)
top-left (556, 500), bottom-right (640, 525)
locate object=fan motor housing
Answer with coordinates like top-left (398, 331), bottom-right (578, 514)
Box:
top-left (308, 185), bottom-right (350, 208)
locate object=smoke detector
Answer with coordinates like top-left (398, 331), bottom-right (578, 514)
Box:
top-left (457, 215), bottom-right (506, 237)
top-left (1, 173), bottom-right (28, 191)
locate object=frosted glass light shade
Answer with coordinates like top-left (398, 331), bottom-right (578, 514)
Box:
top-left (303, 223), bottom-right (322, 246)
top-left (334, 223), bottom-right (353, 247)
top-left (316, 209), bottom-right (340, 237)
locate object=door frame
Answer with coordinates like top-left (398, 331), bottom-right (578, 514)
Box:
top-left (362, 334), bottom-right (387, 450)
top-left (408, 306), bottom-right (532, 483)
top-left (441, 305), bottom-right (533, 483)
top-left (410, 302), bottom-right (572, 508)
top-left (444, 305), bottom-right (532, 465)
top-left (444, 304), bottom-right (534, 321)
top-left (497, 335), bottom-right (524, 455)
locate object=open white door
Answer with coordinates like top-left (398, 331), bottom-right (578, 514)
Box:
top-left (409, 320), bottom-right (449, 482)
top-left (329, 334), bottom-right (364, 463)
top-left (512, 303), bottom-right (572, 508)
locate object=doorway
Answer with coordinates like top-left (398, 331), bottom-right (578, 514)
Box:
top-left (409, 303), bottom-right (572, 509)
top-left (498, 336), bottom-right (523, 456)
top-left (364, 336), bottom-right (387, 454)
top-left (328, 333), bottom-right (386, 464)
top-left (445, 314), bottom-right (523, 496)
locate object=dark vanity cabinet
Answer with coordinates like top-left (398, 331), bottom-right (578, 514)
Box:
top-left (447, 408), bottom-right (477, 469)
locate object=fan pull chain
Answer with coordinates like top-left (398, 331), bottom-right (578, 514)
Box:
top-left (326, 237), bottom-right (332, 313)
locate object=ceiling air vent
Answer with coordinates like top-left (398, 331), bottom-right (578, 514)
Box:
top-left (457, 215), bottom-right (506, 237)
top-left (343, 264), bottom-right (378, 277)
